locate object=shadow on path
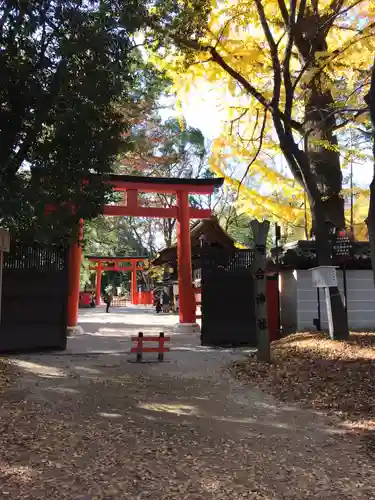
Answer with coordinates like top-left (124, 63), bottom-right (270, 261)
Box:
top-left (0, 309), bottom-right (374, 499)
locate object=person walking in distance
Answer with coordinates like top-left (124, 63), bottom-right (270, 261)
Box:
top-left (104, 290), bottom-right (113, 313)
top-left (155, 297), bottom-right (162, 314)
top-left (162, 287), bottom-right (170, 313)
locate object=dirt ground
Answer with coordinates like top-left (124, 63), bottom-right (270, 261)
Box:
top-left (0, 307), bottom-right (375, 499)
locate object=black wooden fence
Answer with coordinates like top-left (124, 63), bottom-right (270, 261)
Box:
top-left (0, 243), bottom-right (69, 352)
top-left (200, 248), bottom-right (257, 346)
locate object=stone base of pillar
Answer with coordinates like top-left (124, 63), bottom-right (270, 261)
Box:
top-left (173, 322), bottom-right (201, 334)
top-left (67, 325), bottom-right (84, 336)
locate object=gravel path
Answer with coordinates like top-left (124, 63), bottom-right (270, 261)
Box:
top-left (0, 307), bottom-right (374, 499)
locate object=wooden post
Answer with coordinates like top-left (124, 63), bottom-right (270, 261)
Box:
top-left (251, 219), bottom-right (271, 362)
top-left (131, 260), bottom-right (138, 305)
top-left (158, 332), bottom-right (165, 362)
top-left (95, 263), bottom-right (102, 306)
top-left (136, 332), bottom-right (143, 362)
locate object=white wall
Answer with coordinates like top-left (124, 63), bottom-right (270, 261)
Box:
top-left (295, 270), bottom-right (321, 331)
top-left (280, 269), bottom-right (375, 331)
top-left (345, 271), bottom-right (375, 329)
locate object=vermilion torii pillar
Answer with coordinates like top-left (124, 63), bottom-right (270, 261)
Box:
top-left (87, 256), bottom-right (148, 305)
top-left (177, 190), bottom-right (196, 324)
top-left (96, 262), bottom-right (102, 306)
top-left (67, 175), bottom-right (223, 333)
top-left (67, 219), bottom-right (84, 329)
top-left (131, 260), bottom-right (138, 305)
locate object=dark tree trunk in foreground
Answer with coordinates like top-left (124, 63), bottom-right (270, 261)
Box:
top-left (365, 60), bottom-right (375, 287)
top-left (312, 199), bottom-right (349, 339)
top-left (302, 22), bottom-right (348, 340)
top-left (368, 178), bottom-right (375, 287)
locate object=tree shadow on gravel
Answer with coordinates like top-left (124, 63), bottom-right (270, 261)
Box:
top-left (232, 331), bottom-right (375, 457)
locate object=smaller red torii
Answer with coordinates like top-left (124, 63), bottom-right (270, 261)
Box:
top-left (87, 255), bottom-right (148, 306)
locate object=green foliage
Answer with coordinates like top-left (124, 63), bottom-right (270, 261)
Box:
top-left (218, 206), bottom-right (254, 248)
top-left (145, 0), bottom-right (211, 65)
top-left (0, 0), bottom-right (148, 241)
top-left (83, 216), bottom-right (146, 256)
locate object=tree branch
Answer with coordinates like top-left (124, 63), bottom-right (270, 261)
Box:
top-left (365, 58), bottom-right (375, 126)
top-left (321, 0), bottom-right (363, 33)
top-left (237, 110), bottom-right (268, 198)
top-left (229, 108), bottom-right (249, 135)
top-left (277, 0), bottom-right (289, 24)
top-left (297, 0), bottom-right (307, 23)
top-left (332, 108), bottom-right (369, 132)
top-left (9, 60), bottom-right (68, 175)
top-left (207, 46), bottom-right (304, 134)
top-left (283, 0), bottom-right (297, 122)
top-left (254, 0), bottom-right (282, 110)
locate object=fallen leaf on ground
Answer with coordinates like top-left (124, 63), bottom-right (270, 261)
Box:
top-left (231, 332), bottom-right (375, 453)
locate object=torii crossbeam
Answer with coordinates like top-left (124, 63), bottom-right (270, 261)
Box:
top-left (67, 175), bottom-right (224, 333)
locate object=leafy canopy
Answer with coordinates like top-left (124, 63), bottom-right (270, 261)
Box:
top-left (0, 0), bottom-right (147, 240)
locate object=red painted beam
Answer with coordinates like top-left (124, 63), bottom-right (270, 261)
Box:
top-left (47, 203), bottom-right (212, 219)
top-left (190, 208), bottom-right (212, 219)
top-left (103, 205), bottom-right (212, 219)
top-left (104, 205), bottom-right (177, 218)
top-left (89, 266), bottom-right (144, 272)
top-left (109, 180), bottom-right (216, 195)
top-left (87, 257), bottom-right (147, 262)
top-left (130, 347), bottom-right (169, 353)
top-left (131, 335), bottom-right (170, 342)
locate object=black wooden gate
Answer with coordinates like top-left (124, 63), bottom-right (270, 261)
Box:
top-left (0, 243), bottom-right (69, 352)
top-left (200, 248), bottom-right (257, 346)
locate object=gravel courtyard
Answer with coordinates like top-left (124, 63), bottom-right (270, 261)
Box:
top-left (0, 307), bottom-right (374, 499)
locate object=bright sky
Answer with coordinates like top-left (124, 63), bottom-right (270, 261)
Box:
top-left (181, 93), bottom-right (223, 139)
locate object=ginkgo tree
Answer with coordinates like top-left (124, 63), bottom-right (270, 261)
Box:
top-left (148, 0), bottom-right (375, 339)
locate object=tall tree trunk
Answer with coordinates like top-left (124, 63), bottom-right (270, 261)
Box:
top-left (304, 77), bottom-right (348, 340)
top-left (312, 199), bottom-right (349, 339)
top-left (365, 59), bottom-right (375, 286)
top-left (367, 176), bottom-right (375, 287)
top-left (305, 85), bottom-right (345, 231)
top-left (299, 11), bottom-right (345, 231)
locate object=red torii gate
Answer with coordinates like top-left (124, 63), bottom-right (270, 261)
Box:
top-left (87, 255), bottom-right (149, 306)
top-left (67, 175), bottom-right (223, 333)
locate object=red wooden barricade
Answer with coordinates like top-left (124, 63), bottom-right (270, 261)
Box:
top-left (131, 332), bottom-right (170, 361)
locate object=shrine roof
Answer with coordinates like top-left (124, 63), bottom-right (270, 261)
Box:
top-left (270, 239), bottom-right (371, 270)
top-left (152, 217), bottom-right (236, 266)
top-left (105, 174), bottom-right (224, 188)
